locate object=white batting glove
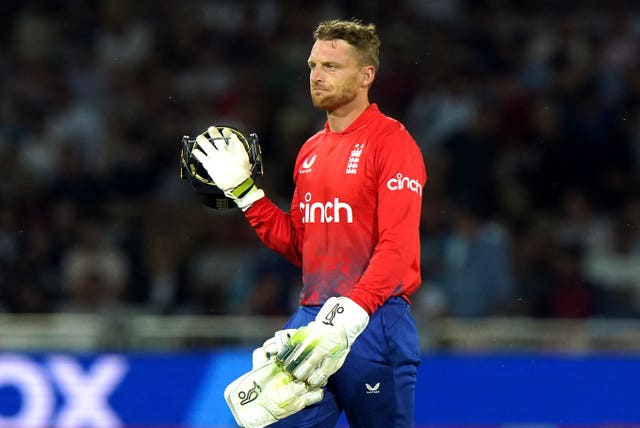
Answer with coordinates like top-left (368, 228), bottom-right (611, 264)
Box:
top-left (252, 329), bottom-right (296, 369)
top-left (224, 359), bottom-right (323, 428)
top-left (192, 126), bottom-right (264, 210)
top-left (276, 297), bottom-right (369, 387)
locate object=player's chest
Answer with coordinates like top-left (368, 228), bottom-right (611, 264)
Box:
top-left (296, 137), bottom-right (375, 203)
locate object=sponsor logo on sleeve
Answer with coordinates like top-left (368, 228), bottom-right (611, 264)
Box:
top-left (386, 173), bottom-right (422, 196)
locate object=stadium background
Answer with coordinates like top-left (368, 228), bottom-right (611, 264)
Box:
top-left (1, 0), bottom-right (640, 426)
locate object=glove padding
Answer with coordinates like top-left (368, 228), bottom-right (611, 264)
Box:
top-left (276, 297), bottom-right (369, 387)
top-left (181, 125), bottom-right (264, 210)
top-left (252, 329), bottom-right (296, 369)
top-left (224, 359), bottom-right (323, 428)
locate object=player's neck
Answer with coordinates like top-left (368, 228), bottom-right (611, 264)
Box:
top-left (326, 98), bottom-right (370, 133)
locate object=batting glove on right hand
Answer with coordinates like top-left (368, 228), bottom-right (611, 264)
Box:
top-left (192, 126), bottom-right (264, 210)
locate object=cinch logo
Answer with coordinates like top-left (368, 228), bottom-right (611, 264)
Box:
top-left (386, 173), bottom-right (422, 196)
top-left (299, 192), bottom-right (353, 223)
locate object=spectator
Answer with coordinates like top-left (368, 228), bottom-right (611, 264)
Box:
top-left (584, 214), bottom-right (640, 317)
top-left (545, 242), bottom-right (598, 318)
top-left (59, 218), bottom-right (129, 313)
top-left (440, 205), bottom-right (516, 317)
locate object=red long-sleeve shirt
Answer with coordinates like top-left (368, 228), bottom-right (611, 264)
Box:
top-left (245, 104), bottom-right (427, 314)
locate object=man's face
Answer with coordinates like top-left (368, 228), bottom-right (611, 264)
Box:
top-left (307, 39), bottom-right (364, 112)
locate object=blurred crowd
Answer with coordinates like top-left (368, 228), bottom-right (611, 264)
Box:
top-left (1, 0), bottom-right (640, 320)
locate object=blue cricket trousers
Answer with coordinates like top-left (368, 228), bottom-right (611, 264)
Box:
top-left (270, 296), bottom-right (420, 428)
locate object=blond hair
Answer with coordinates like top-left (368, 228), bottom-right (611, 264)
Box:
top-left (313, 19), bottom-right (380, 69)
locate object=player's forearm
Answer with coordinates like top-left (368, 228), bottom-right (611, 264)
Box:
top-left (349, 243), bottom-right (417, 313)
top-left (244, 197), bottom-right (303, 267)
top-left (350, 204), bottom-right (422, 313)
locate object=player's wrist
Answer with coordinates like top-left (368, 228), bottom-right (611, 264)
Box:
top-left (236, 186), bottom-right (264, 211)
top-left (229, 176), bottom-right (255, 199)
top-left (221, 176), bottom-right (264, 211)
top-left (316, 297), bottom-right (369, 345)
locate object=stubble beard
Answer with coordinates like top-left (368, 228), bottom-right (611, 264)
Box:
top-left (310, 80), bottom-right (358, 113)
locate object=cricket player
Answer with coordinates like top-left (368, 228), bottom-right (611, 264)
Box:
top-left (191, 18), bottom-right (426, 427)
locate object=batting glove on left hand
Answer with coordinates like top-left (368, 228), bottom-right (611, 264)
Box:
top-left (252, 329), bottom-right (296, 369)
top-left (276, 297), bottom-right (369, 387)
